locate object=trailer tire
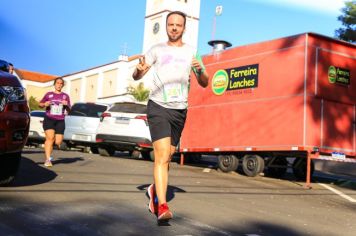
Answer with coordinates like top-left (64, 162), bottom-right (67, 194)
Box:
top-left (242, 154), bottom-right (265, 177)
top-left (266, 157), bottom-right (288, 178)
top-left (292, 158), bottom-right (314, 181)
top-left (218, 155), bottom-right (239, 172)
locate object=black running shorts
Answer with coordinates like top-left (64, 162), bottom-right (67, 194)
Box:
top-left (147, 100), bottom-right (187, 146)
top-left (43, 116), bottom-right (66, 134)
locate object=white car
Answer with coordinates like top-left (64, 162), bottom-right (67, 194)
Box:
top-left (64, 102), bottom-right (109, 153)
top-left (27, 110), bottom-right (46, 146)
top-left (96, 102), bottom-right (153, 159)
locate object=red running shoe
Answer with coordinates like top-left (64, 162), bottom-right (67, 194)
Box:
top-left (157, 203), bottom-right (173, 221)
top-left (147, 184), bottom-right (158, 214)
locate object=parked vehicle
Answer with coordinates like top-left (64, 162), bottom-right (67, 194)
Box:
top-left (0, 59), bottom-right (30, 185)
top-left (180, 33), bottom-right (356, 186)
top-left (63, 102), bottom-right (109, 153)
top-left (96, 102), bottom-right (153, 159)
top-left (27, 110), bottom-right (45, 146)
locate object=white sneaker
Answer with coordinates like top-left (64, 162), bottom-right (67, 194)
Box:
top-left (44, 160), bottom-right (53, 167)
top-left (49, 156), bottom-right (54, 161)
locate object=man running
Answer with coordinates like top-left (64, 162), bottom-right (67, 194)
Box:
top-left (133, 11), bottom-right (209, 222)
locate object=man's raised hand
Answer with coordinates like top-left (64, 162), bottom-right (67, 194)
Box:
top-left (133, 55), bottom-right (150, 80)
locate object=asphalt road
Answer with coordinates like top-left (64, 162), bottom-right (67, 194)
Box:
top-left (0, 148), bottom-right (355, 236)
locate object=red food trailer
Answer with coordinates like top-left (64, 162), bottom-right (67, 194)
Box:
top-left (180, 33), bottom-right (356, 187)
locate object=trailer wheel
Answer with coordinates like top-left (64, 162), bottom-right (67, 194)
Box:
top-left (242, 154), bottom-right (265, 177)
top-left (218, 155), bottom-right (239, 172)
top-left (292, 158), bottom-right (314, 181)
top-left (266, 157), bottom-right (288, 178)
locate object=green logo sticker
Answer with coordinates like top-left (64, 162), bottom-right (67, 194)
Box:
top-left (328, 66), bottom-right (336, 84)
top-left (212, 70), bottom-right (229, 95)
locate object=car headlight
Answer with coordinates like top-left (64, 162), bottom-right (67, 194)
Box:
top-left (1, 86), bottom-right (26, 101)
top-left (0, 86), bottom-right (26, 112)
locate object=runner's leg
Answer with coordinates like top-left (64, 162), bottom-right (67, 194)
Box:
top-left (153, 137), bottom-right (172, 205)
top-left (55, 134), bottom-right (64, 149)
top-left (44, 129), bottom-right (55, 161)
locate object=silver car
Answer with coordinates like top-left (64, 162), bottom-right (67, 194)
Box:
top-left (64, 102), bottom-right (109, 153)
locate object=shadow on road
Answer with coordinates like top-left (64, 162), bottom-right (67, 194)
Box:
top-left (52, 157), bottom-right (84, 165)
top-left (9, 157), bottom-right (57, 187)
top-left (0, 195), bottom-right (312, 235)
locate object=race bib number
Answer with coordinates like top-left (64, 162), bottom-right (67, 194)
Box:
top-left (163, 83), bottom-right (184, 102)
top-left (50, 104), bottom-right (63, 115)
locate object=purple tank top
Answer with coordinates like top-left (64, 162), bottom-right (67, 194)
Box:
top-left (40, 92), bottom-right (71, 120)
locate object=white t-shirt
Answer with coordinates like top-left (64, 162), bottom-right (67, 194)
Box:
top-left (145, 42), bottom-right (196, 109)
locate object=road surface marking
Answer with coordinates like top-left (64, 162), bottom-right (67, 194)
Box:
top-left (318, 183), bottom-right (356, 203)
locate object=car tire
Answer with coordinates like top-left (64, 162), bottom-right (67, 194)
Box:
top-left (0, 152), bottom-right (21, 186)
top-left (98, 147), bottom-right (115, 157)
top-left (90, 147), bottom-right (99, 154)
top-left (142, 150), bottom-right (154, 161)
top-left (59, 142), bottom-right (70, 151)
top-left (131, 150), bottom-right (141, 159)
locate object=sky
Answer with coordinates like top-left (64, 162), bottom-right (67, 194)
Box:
top-left (0, 0), bottom-right (347, 76)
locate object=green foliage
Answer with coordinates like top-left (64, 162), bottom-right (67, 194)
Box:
top-left (28, 96), bottom-right (43, 111)
top-left (127, 82), bottom-right (150, 102)
top-left (335, 0), bottom-right (356, 43)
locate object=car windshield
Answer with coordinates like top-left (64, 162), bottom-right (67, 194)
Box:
top-left (109, 103), bottom-right (147, 114)
top-left (30, 111), bottom-right (45, 117)
top-left (69, 103), bottom-right (107, 118)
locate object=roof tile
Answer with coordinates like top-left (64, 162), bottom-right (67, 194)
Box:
top-left (15, 69), bottom-right (58, 83)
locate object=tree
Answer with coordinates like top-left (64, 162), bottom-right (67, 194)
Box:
top-left (127, 82), bottom-right (150, 102)
top-left (28, 96), bottom-right (42, 111)
top-left (335, 0), bottom-right (356, 43)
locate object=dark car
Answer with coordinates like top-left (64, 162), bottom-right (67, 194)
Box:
top-left (0, 59), bottom-right (30, 185)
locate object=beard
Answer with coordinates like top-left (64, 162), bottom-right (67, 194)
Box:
top-left (167, 31), bottom-right (183, 42)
